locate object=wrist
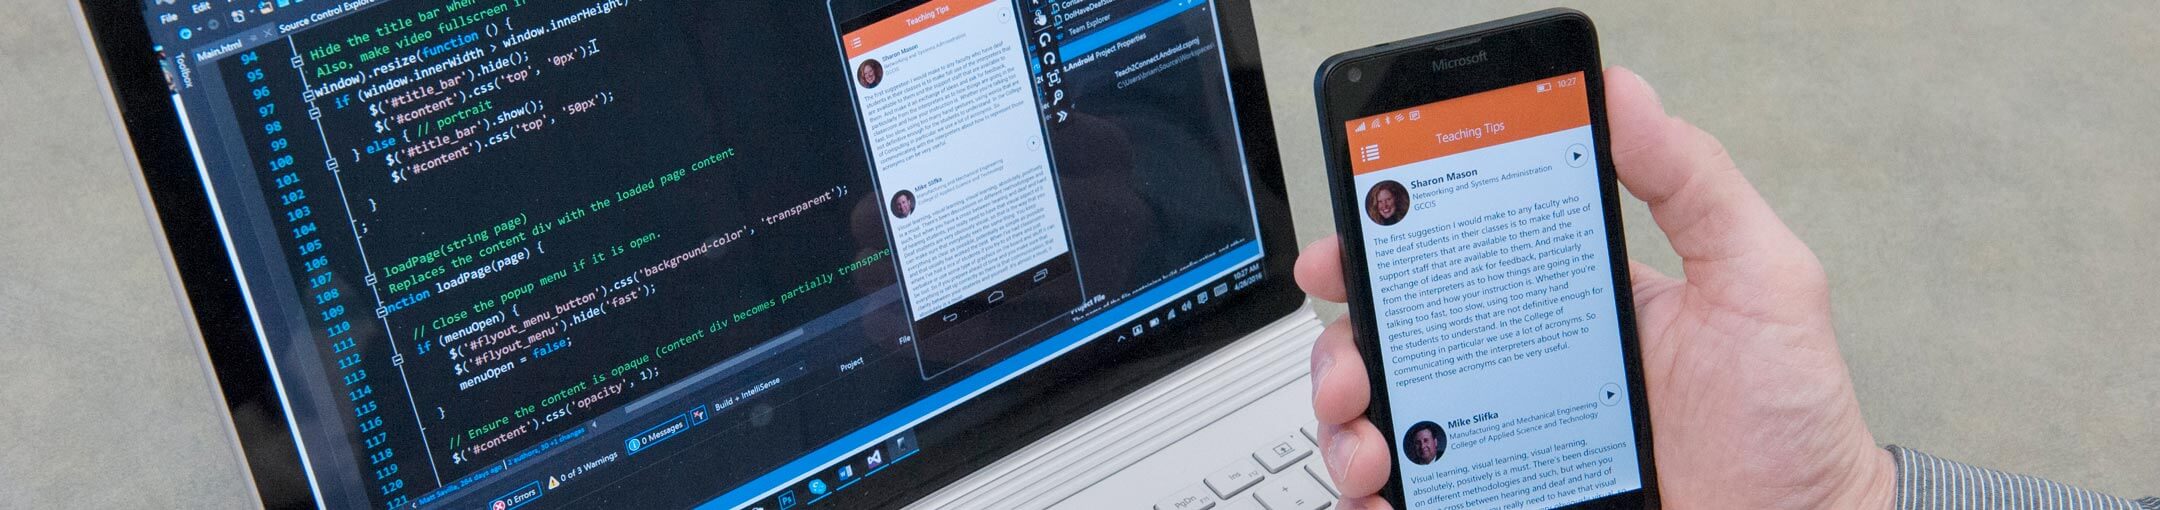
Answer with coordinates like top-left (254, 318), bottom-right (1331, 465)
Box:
top-left (1827, 445), bottom-right (1898, 510)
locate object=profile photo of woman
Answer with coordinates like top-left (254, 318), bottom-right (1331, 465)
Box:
top-left (1365, 180), bottom-right (1410, 226)
top-left (1403, 421), bottom-right (1447, 465)
top-left (857, 59), bottom-right (884, 89)
top-left (890, 190), bottom-right (916, 219)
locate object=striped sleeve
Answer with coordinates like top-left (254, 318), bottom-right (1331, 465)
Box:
top-left (1888, 445), bottom-right (2160, 510)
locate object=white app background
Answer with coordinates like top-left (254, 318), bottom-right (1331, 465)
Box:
top-left (1356, 125), bottom-right (1643, 509)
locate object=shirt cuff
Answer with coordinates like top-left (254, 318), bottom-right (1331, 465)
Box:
top-left (1887, 445), bottom-right (2157, 510)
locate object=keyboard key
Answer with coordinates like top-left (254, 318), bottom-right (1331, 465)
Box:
top-left (1155, 484), bottom-right (1218, 510)
top-left (1252, 434), bottom-right (1313, 473)
top-left (1205, 459), bottom-right (1267, 498)
top-left (1299, 426), bottom-right (1318, 445)
top-left (1303, 464), bottom-right (1339, 498)
top-left (1219, 494), bottom-right (1268, 510)
top-left (1252, 469), bottom-right (1332, 510)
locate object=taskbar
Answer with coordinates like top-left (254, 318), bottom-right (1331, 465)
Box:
top-left (743, 430), bottom-right (922, 510)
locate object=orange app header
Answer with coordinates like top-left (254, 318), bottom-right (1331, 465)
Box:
top-left (1346, 72), bottom-right (1590, 175)
top-left (843, 0), bottom-right (998, 59)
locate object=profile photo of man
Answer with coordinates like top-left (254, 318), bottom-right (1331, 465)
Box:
top-left (1365, 180), bottom-right (1410, 226)
top-left (857, 59), bottom-right (884, 89)
top-left (1403, 421), bottom-right (1446, 466)
top-left (890, 190), bottom-right (916, 219)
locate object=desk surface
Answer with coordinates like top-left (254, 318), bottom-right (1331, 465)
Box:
top-left (4, 0), bottom-right (2154, 506)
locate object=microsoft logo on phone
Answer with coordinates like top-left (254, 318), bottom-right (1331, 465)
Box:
top-left (1433, 51), bottom-right (1488, 71)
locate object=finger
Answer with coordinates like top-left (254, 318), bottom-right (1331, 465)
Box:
top-left (1294, 235), bottom-right (1349, 303)
top-left (1318, 418), bottom-right (1393, 498)
top-left (1310, 317), bottom-right (1370, 425)
top-left (1604, 67), bottom-right (1815, 288)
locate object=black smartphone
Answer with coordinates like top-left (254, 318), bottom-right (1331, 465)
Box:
top-left (1314, 10), bottom-right (1659, 509)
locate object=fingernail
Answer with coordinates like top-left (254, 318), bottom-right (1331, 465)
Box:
top-left (1328, 430), bottom-right (1360, 483)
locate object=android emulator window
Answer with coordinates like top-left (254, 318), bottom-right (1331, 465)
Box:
top-left (133, 0), bottom-right (1266, 508)
top-left (1348, 73), bottom-right (1644, 509)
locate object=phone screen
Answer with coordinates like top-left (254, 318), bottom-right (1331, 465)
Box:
top-left (837, 0), bottom-right (1089, 376)
top-left (1346, 71), bottom-right (1646, 508)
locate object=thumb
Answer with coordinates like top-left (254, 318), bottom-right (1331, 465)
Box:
top-left (1603, 67), bottom-right (1822, 302)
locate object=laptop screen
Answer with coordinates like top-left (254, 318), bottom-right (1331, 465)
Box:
top-left (118, 0), bottom-right (1277, 508)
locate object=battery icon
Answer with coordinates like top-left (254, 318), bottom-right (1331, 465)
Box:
top-left (1537, 83), bottom-right (1554, 93)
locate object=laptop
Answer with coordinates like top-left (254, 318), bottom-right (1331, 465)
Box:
top-left (74, 0), bottom-right (1334, 508)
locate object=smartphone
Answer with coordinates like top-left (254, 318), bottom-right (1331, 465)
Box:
top-left (1315, 10), bottom-right (1659, 509)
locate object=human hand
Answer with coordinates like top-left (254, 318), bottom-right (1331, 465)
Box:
top-left (1297, 67), bottom-right (1896, 510)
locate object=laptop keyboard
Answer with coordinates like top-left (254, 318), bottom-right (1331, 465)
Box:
top-left (1154, 427), bottom-right (1340, 510)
